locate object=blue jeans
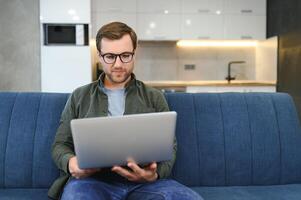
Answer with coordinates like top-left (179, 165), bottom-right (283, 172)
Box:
top-left (61, 177), bottom-right (202, 200)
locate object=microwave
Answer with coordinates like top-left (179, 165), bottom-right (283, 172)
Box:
top-left (43, 24), bottom-right (89, 46)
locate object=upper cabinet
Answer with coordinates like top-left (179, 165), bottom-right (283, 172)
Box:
top-left (181, 14), bottom-right (224, 39)
top-left (224, 15), bottom-right (266, 39)
top-left (136, 0), bottom-right (181, 40)
top-left (181, 0), bottom-right (223, 14)
top-left (93, 12), bottom-right (137, 37)
top-left (137, 13), bottom-right (181, 40)
top-left (40, 0), bottom-right (90, 23)
top-left (223, 0), bottom-right (266, 40)
top-left (137, 0), bottom-right (181, 13)
top-left (224, 0), bottom-right (266, 15)
top-left (91, 0), bottom-right (266, 40)
top-left (91, 0), bottom-right (136, 37)
top-left (181, 0), bottom-right (224, 39)
top-left (92, 0), bottom-right (137, 13)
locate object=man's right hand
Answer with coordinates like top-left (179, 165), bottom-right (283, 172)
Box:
top-left (68, 156), bottom-right (101, 179)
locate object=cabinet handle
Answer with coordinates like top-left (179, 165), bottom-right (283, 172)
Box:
top-left (198, 36), bottom-right (210, 39)
top-left (198, 9), bottom-right (210, 13)
top-left (241, 9), bottom-right (253, 13)
top-left (241, 35), bottom-right (253, 39)
top-left (107, 7), bottom-right (122, 12)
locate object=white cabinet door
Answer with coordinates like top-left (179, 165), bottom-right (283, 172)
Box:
top-left (92, 12), bottom-right (137, 37)
top-left (224, 0), bottom-right (266, 15)
top-left (137, 0), bottom-right (181, 13)
top-left (181, 0), bottom-right (223, 14)
top-left (137, 14), bottom-right (181, 40)
top-left (41, 46), bottom-right (92, 93)
top-left (40, 0), bottom-right (90, 23)
top-left (224, 15), bottom-right (266, 40)
top-left (92, 0), bottom-right (136, 13)
top-left (181, 14), bottom-right (223, 39)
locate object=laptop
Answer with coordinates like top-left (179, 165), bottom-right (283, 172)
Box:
top-left (70, 111), bottom-right (177, 169)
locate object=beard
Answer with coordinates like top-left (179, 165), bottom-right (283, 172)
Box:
top-left (106, 71), bottom-right (132, 85)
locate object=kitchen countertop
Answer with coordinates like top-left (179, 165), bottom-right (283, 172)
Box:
top-left (144, 80), bottom-right (276, 87)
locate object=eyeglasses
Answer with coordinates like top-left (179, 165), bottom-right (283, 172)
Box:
top-left (100, 51), bottom-right (135, 64)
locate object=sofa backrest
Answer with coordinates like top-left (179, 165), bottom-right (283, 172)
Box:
top-left (0, 92), bottom-right (69, 188)
top-left (166, 92), bottom-right (301, 187)
top-left (1, 92), bottom-right (301, 188)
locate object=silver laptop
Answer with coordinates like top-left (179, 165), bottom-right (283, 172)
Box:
top-left (70, 111), bottom-right (177, 169)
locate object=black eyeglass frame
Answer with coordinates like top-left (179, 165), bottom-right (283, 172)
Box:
top-left (99, 51), bottom-right (135, 64)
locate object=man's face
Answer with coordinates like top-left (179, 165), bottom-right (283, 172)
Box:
top-left (99, 34), bottom-right (135, 86)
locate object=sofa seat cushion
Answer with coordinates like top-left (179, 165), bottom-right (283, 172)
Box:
top-left (0, 188), bottom-right (49, 200)
top-left (192, 184), bottom-right (301, 200)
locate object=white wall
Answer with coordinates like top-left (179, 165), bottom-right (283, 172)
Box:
top-left (255, 36), bottom-right (278, 81)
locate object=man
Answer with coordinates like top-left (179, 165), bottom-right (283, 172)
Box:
top-left (48, 22), bottom-right (202, 200)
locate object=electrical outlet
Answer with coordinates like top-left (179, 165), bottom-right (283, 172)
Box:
top-left (184, 64), bottom-right (195, 70)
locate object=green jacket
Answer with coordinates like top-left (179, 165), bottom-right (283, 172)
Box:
top-left (48, 73), bottom-right (177, 199)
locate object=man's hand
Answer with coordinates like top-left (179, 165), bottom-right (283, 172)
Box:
top-left (68, 156), bottom-right (101, 179)
top-left (112, 161), bottom-right (158, 182)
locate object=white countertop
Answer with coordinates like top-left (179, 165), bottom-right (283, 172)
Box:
top-left (144, 80), bottom-right (276, 87)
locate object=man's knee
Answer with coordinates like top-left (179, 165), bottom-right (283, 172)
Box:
top-left (129, 179), bottom-right (203, 200)
top-left (60, 179), bottom-right (109, 200)
top-left (61, 180), bottom-right (86, 200)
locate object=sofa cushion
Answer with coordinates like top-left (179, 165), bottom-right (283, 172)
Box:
top-left (0, 188), bottom-right (49, 200)
top-left (0, 93), bottom-right (69, 188)
top-left (192, 184), bottom-right (301, 200)
top-left (165, 93), bottom-right (301, 187)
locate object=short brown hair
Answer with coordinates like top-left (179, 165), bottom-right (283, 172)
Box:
top-left (96, 22), bottom-right (137, 52)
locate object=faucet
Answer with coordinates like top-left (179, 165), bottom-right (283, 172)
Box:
top-left (225, 61), bottom-right (246, 83)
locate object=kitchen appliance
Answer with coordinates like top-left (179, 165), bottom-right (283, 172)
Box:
top-left (43, 24), bottom-right (89, 46)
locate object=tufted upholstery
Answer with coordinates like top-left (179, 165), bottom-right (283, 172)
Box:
top-left (167, 93), bottom-right (301, 186)
top-left (1, 92), bottom-right (301, 199)
top-left (166, 93), bottom-right (301, 187)
top-left (0, 92), bottom-right (69, 188)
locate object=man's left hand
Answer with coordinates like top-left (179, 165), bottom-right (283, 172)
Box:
top-left (112, 161), bottom-right (158, 182)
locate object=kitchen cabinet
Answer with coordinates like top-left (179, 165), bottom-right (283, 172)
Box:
top-left (223, 0), bottom-right (266, 40)
top-left (92, 0), bottom-right (137, 13)
top-left (224, 0), bottom-right (266, 15)
top-left (181, 14), bottom-right (223, 39)
top-left (137, 14), bottom-right (181, 40)
top-left (137, 0), bottom-right (181, 40)
top-left (224, 15), bottom-right (266, 39)
top-left (40, 0), bottom-right (90, 23)
top-left (180, 0), bottom-right (223, 39)
top-left (137, 0), bottom-right (181, 13)
top-left (180, 0), bottom-right (266, 40)
top-left (93, 12), bottom-right (137, 37)
top-left (92, 0), bottom-right (137, 37)
top-left (91, 0), bottom-right (266, 40)
top-left (181, 0), bottom-right (223, 14)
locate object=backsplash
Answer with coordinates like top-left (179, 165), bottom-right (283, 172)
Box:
top-left (134, 41), bottom-right (256, 81)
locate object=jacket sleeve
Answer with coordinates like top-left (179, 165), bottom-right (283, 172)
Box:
top-left (154, 91), bottom-right (177, 179)
top-left (51, 93), bottom-right (77, 174)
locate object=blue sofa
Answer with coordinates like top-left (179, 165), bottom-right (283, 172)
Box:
top-left (1, 92), bottom-right (301, 200)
